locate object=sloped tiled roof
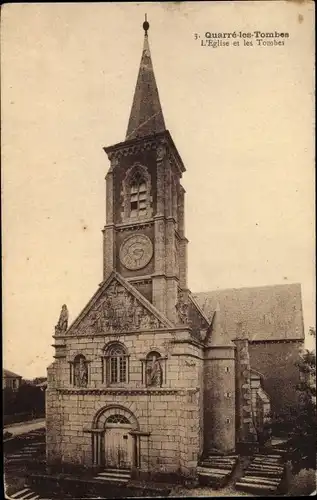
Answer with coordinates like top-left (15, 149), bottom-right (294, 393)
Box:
top-left (193, 283), bottom-right (304, 342)
top-left (3, 369), bottom-right (22, 379)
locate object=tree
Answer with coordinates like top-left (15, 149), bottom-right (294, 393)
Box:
top-left (289, 327), bottom-right (316, 472)
top-left (3, 381), bottom-right (45, 418)
top-left (265, 328), bottom-right (316, 473)
top-left (3, 387), bottom-right (18, 415)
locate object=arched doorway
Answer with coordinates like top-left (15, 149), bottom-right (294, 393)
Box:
top-left (104, 414), bottom-right (133, 469)
top-left (92, 405), bottom-right (140, 471)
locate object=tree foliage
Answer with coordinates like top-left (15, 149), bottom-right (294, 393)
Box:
top-left (3, 382), bottom-right (45, 418)
top-left (265, 327), bottom-right (316, 473)
top-left (289, 327), bottom-right (316, 472)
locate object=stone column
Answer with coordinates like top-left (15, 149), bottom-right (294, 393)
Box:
top-left (234, 339), bottom-right (258, 450)
top-left (166, 278), bottom-right (178, 324)
top-left (178, 237), bottom-right (188, 289)
top-left (204, 346), bottom-right (236, 455)
top-left (90, 429), bottom-right (104, 468)
top-left (152, 142), bottom-right (168, 315)
top-left (152, 217), bottom-right (167, 316)
top-left (103, 158), bottom-right (116, 280)
top-left (166, 219), bottom-right (175, 276)
top-left (105, 168), bottom-right (114, 224)
top-left (178, 186), bottom-right (188, 289)
top-left (103, 225), bottom-right (115, 280)
top-left (156, 142), bottom-right (166, 217)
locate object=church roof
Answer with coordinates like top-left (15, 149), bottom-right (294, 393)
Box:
top-left (3, 369), bottom-right (22, 379)
top-left (193, 283), bottom-right (304, 342)
top-left (126, 22), bottom-right (166, 141)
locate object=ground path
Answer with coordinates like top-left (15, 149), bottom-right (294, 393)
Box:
top-left (4, 419), bottom-right (45, 437)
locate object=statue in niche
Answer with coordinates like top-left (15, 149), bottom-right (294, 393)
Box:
top-left (176, 292), bottom-right (189, 325)
top-left (146, 353), bottom-right (163, 387)
top-left (74, 356), bottom-right (88, 387)
top-left (55, 304), bottom-right (68, 334)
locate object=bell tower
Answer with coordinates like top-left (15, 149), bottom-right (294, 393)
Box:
top-left (102, 18), bottom-right (188, 324)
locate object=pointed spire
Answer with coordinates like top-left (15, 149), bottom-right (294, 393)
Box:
top-left (126, 17), bottom-right (166, 141)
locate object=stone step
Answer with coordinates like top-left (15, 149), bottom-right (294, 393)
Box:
top-left (200, 463), bottom-right (233, 470)
top-left (95, 475), bottom-right (129, 483)
top-left (95, 470), bottom-right (130, 483)
top-left (197, 467), bottom-right (232, 475)
top-left (98, 471), bottom-right (130, 478)
top-left (11, 488), bottom-right (31, 499)
top-left (10, 489), bottom-right (47, 500)
top-left (248, 468), bottom-right (283, 475)
top-left (252, 460), bottom-right (282, 467)
top-left (198, 471), bottom-right (226, 478)
top-left (6, 454), bottom-right (35, 459)
top-left (241, 475), bottom-right (281, 486)
top-left (236, 481), bottom-right (277, 493)
top-left (201, 460), bottom-right (235, 467)
top-left (18, 492), bottom-right (40, 500)
top-left (250, 463), bottom-right (284, 470)
top-left (253, 459), bottom-right (282, 466)
top-left (245, 470), bottom-right (282, 478)
top-left (201, 460), bottom-right (236, 466)
top-left (247, 464), bottom-right (283, 472)
top-left (253, 458), bottom-right (282, 464)
top-left (249, 463), bottom-right (284, 471)
top-left (103, 468), bottom-right (131, 474)
top-left (255, 454), bottom-right (282, 460)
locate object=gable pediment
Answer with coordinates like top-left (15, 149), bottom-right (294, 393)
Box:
top-left (66, 272), bottom-right (172, 336)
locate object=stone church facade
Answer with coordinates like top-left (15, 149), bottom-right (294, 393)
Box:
top-left (46, 22), bottom-right (305, 482)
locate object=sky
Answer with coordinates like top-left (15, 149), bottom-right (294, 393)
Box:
top-left (2, 2), bottom-right (315, 378)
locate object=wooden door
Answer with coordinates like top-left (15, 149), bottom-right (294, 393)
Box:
top-left (105, 424), bottom-right (133, 469)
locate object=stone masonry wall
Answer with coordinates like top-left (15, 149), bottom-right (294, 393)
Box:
top-left (203, 349), bottom-right (236, 455)
top-left (248, 341), bottom-right (303, 415)
top-left (47, 329), bottom-right (204, 478)
top-left (234, 339), bottom-right (258, 446)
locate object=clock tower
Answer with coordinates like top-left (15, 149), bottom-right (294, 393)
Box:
top-left (102, 20), bottom-right (188, 324)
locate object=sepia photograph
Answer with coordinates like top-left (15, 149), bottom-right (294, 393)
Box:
top-left (2, 1), bottom-right (315, 498)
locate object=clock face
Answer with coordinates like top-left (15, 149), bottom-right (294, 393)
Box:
top-left (119, 234), bottom-right (153, 271)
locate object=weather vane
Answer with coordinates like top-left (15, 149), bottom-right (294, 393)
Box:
top-left (143, 13), bottom-right (149, 36)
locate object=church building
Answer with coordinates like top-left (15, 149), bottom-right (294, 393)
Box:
top-left (46, 19), bottom-right (305, 483)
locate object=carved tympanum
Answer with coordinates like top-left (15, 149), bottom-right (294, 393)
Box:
top-left (76, 282), bottom-right (163, 335)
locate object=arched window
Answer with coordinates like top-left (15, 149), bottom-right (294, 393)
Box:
top-left (106, 414), bottom-right (130, 425)
top-left (70, 354), bottom-right (89, 387)
top-left (102, 343), bottom-right (129, 385)
top-left (121, 163), bottom-right (152, 221)
top-left (130, 170), bottom-right (147, 218)
top-left (144, 351), bottom-right (163, 387)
